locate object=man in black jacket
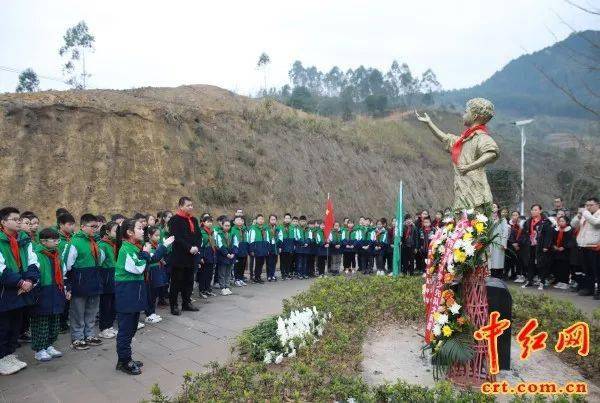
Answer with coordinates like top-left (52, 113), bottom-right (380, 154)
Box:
top-left (168, 197), bottom-right (200, 315)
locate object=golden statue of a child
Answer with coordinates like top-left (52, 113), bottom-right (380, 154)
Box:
top-left (416, 98), bottom-right (499, 210)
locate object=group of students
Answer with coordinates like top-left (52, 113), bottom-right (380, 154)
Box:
top-left (0, 206), bottom-right (175, 376)
top-left (1, 196), bottom-right (446, 377)
top-left (3, 195), bottom-right (595, 377)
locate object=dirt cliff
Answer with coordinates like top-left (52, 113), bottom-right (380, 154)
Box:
top-left (0, 85), bottom-right (556, 222)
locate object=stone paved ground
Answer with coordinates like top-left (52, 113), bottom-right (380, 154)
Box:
top-left (0, 279), bottom-right (314, 403)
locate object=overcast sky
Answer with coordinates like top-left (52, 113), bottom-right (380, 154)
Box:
top-left (1, 0), bottom-right (598, 95)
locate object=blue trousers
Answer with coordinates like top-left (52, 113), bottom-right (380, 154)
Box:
top-left (266, 255), bottom-right (277, 278)
top-left (145, 284), bottom-right (157, 316)
top-left (116, 312), bottom-right (140, 364)
top-left (295, 254), bottom-right (308, 277)
top-left (99, 293), bottom-right (116, 331)
top-left (0, 308), bottom-right (22, 358)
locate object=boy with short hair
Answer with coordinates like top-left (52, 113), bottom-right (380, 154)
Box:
top-left (266, 215), bottom-right (279, 281)
top-left (0, 207), bottom-right (40, 375)
top-left (230, 216), bottom-right (248, 287)
top-left (341, 220), bottom-right (356, 274)
top-left (57, 213), bottom-right (75, 332)
top-left (63, 214), bottom-right (104, 350)
top-left (327, 222), bottom-right (343, 275)
top-left (294, 216), bottom-right (311, 279)
top-left (373, 219), bottom-right (389, 275)
top-left (277, 213), bottom-right (295, 280)
top-left (31, 228), bottom-right (69, 362)
top-left (313, 221), bottom-right (328, 277)
top-left (307, 220), bottom-right (317, 277)
top-left (198, 216), bottom-right (217, 298)
top-left (248, 215), bottom-right (270, 283)
top-left (215, 219), bottom-right (237, 295)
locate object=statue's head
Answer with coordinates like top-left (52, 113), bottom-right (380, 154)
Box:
top-left (463, 98), bottom-right (494, 126)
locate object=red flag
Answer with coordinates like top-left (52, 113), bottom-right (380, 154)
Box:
top-left (323, 195), bottom-right (334, 240)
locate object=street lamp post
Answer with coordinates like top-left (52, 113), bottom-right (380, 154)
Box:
top-left (512, 119), bottom-right (534, 216)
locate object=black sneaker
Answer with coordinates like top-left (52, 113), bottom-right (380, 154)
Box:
top-left (85, 336), bottom-right (103, 346)
top-left (171, 307), bottom-right (181, 316)
top-left (71, 340), bottom-right (89, 350)
top-left (133, 360), bottom-right (144, 367)
top-left (254, 278), bottom-right (264, 284)
top-left (116, 360), bottom-right (142, 375)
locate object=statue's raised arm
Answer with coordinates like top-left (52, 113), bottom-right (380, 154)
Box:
top-left (415, 98), bottom-right (500, 210)
top-left (415, 111), bottom-right (450, 143)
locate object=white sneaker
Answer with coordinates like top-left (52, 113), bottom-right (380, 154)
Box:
top-left (0, 355), bottom-right (20, 375)
top-left (145, 314), bottom-right (162, 324)
top-left (234, 280), bottom-right (243, 287)
top-left (109, 327), bottom-right (118, 336)
top-left (137, 322), bottom-right (146, 329)
top-left (240, 280), bottom-right (247, 286)
top-left (221, 288), bottom-right (228, 296)
top-left (7, 354), bottom-right (27, 370)
top-left (514, 275), bottom-right (525, 283)
top-left (99, 328), bottom-right (116, 339)
top-left (538, 283), bottom-right (544, 290)
top-left (46, 346), bottom-right (63, 358)
top-left (34, 349), bottom-right (52, 362)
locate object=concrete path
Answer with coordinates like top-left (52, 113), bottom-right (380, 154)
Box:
top-left (507, 283), bottom-right (599, 317)
top-left (0, 279), bottom-right (313, 403)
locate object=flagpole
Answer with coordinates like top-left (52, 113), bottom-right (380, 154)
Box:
top-left (398, 181), bottom-right (403, 275)
top-left (393, 181), bottom-right (404, 277)
top-left (326, 193), bottom-right (330, 274)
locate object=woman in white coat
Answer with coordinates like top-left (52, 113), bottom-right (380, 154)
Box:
top-left (489, 203), bottom-right (509, 278)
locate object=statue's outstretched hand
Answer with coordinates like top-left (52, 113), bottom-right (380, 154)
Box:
top-left (415, 110), bottom-right (431, 123)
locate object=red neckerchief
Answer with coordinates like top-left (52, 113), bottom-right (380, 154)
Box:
top-left (510, 221), bottom-right (522, 240)
top-left (130, 239), bottom-right (142, 250)
top-left (451, 124), bottom-right (488, 165)
top-left (2, 230), bottom-right (22, 269)
top-left (88, 234), bottom-right (99, 263)
top-left (41, 249), bottom-right (64, 291)
top-left (102, 236), bottom-right (117, 256)
top-left (176, 210), bottom-right (195, 233)
top-left (60, 230), bottom-right (71, 242)
top-left (151, 240), bottom-right (158, 249)
top-left (556, 227), bottom-right (566, 248)
top-left (404, 224), bottom-right (412, 240)
top-left (530, 217), bottom-right (540, 234)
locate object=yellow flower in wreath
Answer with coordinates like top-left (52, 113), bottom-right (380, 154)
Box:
top-left (453, 248), bottom-right (467, 263)
top-left (442, 325), bottom-right (453, 337)
top-left (462, 232), bottom-right (473, 241)
top-left (474, 221), bottom-right (485, 233)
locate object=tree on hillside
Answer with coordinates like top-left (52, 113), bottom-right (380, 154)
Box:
top-left (59, 21), bottom-right (95, 89)
top-left (420, 68), bottom-right (441, 105)
top-left (365, 94), bottom-right (388, 117)
top-left (15, 68), bottom-right (40, 93)
top-left (324, 66), bottom-right (344, 97)
top-left (257, 52), bottom-right (271, 95)
top-left (288, 86), bottom-right (316, 113)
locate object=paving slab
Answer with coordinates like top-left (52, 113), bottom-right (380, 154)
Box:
top-left (0, 279), bottom-right (313, 403)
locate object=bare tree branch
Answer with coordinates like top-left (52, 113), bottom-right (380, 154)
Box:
top-left (564, 0), bottom-right (600, 15)
top-left (532, 62), bottom-right (600, 117)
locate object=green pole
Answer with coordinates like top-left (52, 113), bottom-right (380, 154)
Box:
top-left (393, 181), bottom-right (404, 277)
